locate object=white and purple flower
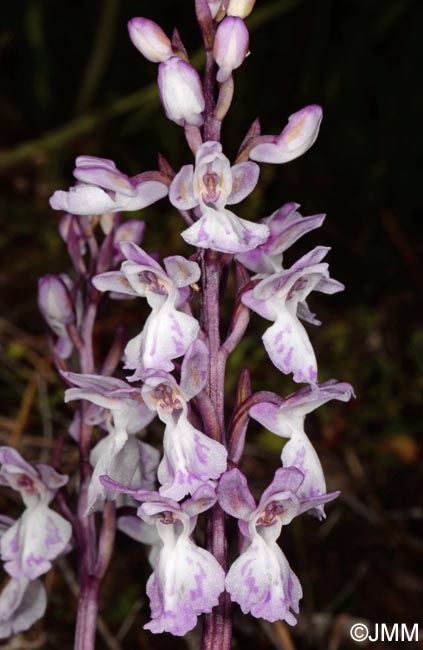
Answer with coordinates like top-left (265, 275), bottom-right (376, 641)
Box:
top-left (50, 155), bottom-right (168, 216)
top-left (242, 246), bottom-right (344, 383)
top-left (93, 242), bottom-right (201, 375)
top-left (100, 480), bottom-right (225, 636)
top-left (63, 372), bottom-right (158, 513)
top-left (218, 466), bottom-right (338, 624)
top-left (236, 202), bottom-right (326, 276)
top-left (250, 380), bottom-right (354, 516)
top-left (141, 340), bottom-right (228, 501)
top-left (170, 140), bottom-right (268, 254)
top-left (0, 448), bottom-right (72, 580)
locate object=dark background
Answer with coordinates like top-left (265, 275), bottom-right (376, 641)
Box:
top-left (0, 1), bottom-right (422, 648)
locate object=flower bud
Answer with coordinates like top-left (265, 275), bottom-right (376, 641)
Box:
top-left (207, 1), bottom-right (223, 19)
top-left (249, 105), bottom-right (323, 164)
top-left (158, 57), bottom-right (205, 127)
top-left (227, 0), bottom-right (256, 18)
top-left (213, 17), bottom-right (249, 83)
top-left (128, 17), bottom-right (173, 63)
top-left (38, 275), bottom-right (75, 327)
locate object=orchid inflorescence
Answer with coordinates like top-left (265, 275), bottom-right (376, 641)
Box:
top-left (0, 1), bottom-right (353, 647)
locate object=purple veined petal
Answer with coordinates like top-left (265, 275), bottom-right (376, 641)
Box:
top-left (169, 164), bottom-right (197, 210)
top-left (92, 270), bottom-right (139, 296)
top-left (298, 490), bottom-right (339, 518)
top-left (75, 155), bottom-right (117, 171)
top-left (157, 415), bottom-right (227, 501)
top-left (73, 166), bottom-right (135, 196)
top-left (62, 371), bottom-right (135, 394)
top-left (213, 17), bottom-right (249, 83)
top-left (249, 402), bottom-right (282, 436)
top-left (281, 434), bottom-right (327, 516)
top-left (181, 207), bottom-right (269, 254)
top-left (241, 288), bottom-right (279, 321)
top-left (182, 484), bottom-right (218, 518)
top-left (36, 465), bottom-right (68, 492)
top-left (144, 529), bottom-right (225, 636)
top-left (122, 179), bottom-right (168, 211)
top-left (314, 276), bottom-right (345, 294)
top-left (262, 310), bottom-right (318, 384)
top-left (0, 448), bottom-right (38, 481)
top-left (225, 533), bottom-right (302, 625)
top-left (0, 577), bottom-right (47, 639)
top-left (163, 256), bottom-right (201, 288)
top-left (128, 17), bottom-right (173, 63)
top-left (259, 466), bottom-right (305, 508)
top-left (250, 105), bottom-right (323, 164)
top-left (180, 339), bottom-right (209, 400)
top-left (282, 380), bottom-right (355, 417)
top-left (217, 468), bottom-right (256, 520)
top-left (291, 245), bottom-right (331, 270)
top-left (267, 212), bottom-right (326, 256)
top-left (119, 241), bottom-right (163, 270)
top-left (132, 304), bottom-right (200, 374)
top-left (227, 162), bottom-right (260, 205)
top-left (2, 506), bottom-right (72, 580)
top-left (158, 57), bottom-right (205, 127)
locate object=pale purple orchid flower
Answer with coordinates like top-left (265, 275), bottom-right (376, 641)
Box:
top-left (218, 466), bottom-right (338, 624)
top-left (141, 340), bottom-right (228, 501)
top-left (242, 246), bottom-right (344, 383)
top-left (93, 242), bottom-right (201, 375)
top-left (63, 372), bottom-right (158, 513)
top-left (158, 57), bottom-right (205, 127)
top-left (236, 202), bottom-right (326, 276)
top-left (0, 577), bottom-right (47, 639)
top-left (128, 18), bottom-right (173, 63)
top-left (0, 448), bottom-right (72, 580)
top-left (250, 105), bottom-right (323, 164)
top-left (50, 155), bottom-right (168, 216)
top-left (100, 478), bottom-right (225, 636)
top-left (250, 380), bottom-right (354, 516)
top-left (213, 17), bottom-right (249, 83)
top-left (169, 140), bottom-right (268, 254)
